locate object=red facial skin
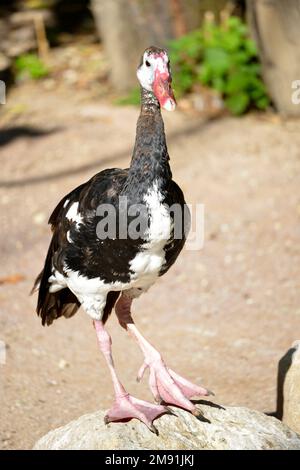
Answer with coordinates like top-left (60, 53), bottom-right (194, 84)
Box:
top-left (152, 55), bottom-right (176, 110)
top-left (153, 70), bottom-right (176, 110)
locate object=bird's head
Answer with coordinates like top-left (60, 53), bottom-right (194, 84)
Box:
top-left (137, 46), bottom-right (176, 111)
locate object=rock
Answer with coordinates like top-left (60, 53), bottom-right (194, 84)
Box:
top-left (33, 403), bottom-right (300, 450)
top-left (282, 341), bottom-right (300, 434)
top-left (58, 359), bottom-right (69, 370)
top-left (33, 212), bottom-right (47, 225)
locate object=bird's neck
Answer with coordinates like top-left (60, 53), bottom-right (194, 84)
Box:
top-left (124, 87), bottom-right (172, 195)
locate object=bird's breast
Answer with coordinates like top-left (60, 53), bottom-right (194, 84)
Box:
top-left (129, 182), bottom-right (173, 285)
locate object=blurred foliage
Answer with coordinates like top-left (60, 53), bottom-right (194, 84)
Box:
top-left (114, 87), bottom-right (140, 106)
top-left (169, 16), bottom-right (270, 115)
top-left (22, 0), bottom-right (56, 8)
top-left (14, 53), bottom-right (49, 80)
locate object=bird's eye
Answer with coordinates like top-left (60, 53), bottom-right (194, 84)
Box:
top-left (145, 60), bottom-right (151, 67)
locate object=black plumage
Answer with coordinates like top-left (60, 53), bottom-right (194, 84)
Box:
top-left (33, 47), bottom-right (189, 327)
top-left (31, 47), bottom-right (210, 433)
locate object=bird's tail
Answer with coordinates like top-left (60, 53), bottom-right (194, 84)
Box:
top-left (31, 238), bottom-right (80, 326)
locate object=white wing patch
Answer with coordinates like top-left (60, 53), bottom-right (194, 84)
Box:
top-left (48, 270), bottom-right (67, 293)
top-left (66, 202), bottom-right (83, 228)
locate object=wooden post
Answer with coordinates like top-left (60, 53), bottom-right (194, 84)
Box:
top-left (33, 12), bottom-right (49, 63)
top-left (90, 0), bottom-right (228, 92)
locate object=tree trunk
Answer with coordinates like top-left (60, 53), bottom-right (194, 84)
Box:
top-left (90, 0), bottom-right (228, 92)
top-left (247, 0), bottom-right (300, 116)
top-left (91, 0), bottom-right (171, 92)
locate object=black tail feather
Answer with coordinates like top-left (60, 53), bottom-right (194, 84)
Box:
top-left (102, 291), bottom-right (120, 324)
top-left (33, 237), bottom-right (119, 326)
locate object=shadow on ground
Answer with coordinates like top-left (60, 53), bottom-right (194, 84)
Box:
top-left (0, 125), bottom-right (62, 148)
top-left (0, 117), bottom-right (219, 188)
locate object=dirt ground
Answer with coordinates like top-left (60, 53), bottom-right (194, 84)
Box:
top-left (0, 82), bottom-right (299, 450)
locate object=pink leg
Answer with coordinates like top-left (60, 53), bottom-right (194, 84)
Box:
top-left (94, 320), bottom-right (168, 433)
top-left (115, 295), bottom-right (213, 415)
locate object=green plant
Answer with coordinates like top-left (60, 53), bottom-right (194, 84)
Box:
top-left (114, 87), bottom-right (141, 106)
top-left (169, 16), bottom-right (270, 115)
top-left (15, 53), bottom-right (49, 80)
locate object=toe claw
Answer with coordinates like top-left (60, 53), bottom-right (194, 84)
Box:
top-left (149, 423), bottom-right (159, 435)
top-left (192, 408), bottom-right (204, 418)
top-left (165, 406), bottom-right (177, 416)
top-left (207, 389), bottom-right (215, 397)
top-left (191, 408), bottom-right (210, 422)
top-left (192, 409), bottom-right (211, 423)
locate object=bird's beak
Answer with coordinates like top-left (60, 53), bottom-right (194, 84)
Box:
top-left (153, 69), bottom-right (176, 111)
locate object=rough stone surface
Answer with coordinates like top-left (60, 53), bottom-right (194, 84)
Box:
top-left (282, 341), bottom-right (300, 435)
top-left (33, 403), bottom-right (300, 450)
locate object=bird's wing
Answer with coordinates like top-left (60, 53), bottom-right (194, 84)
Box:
top-left (33, 168), bottom-right (128, 326)
top-left (49, 168), bottom-right (129, 228)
